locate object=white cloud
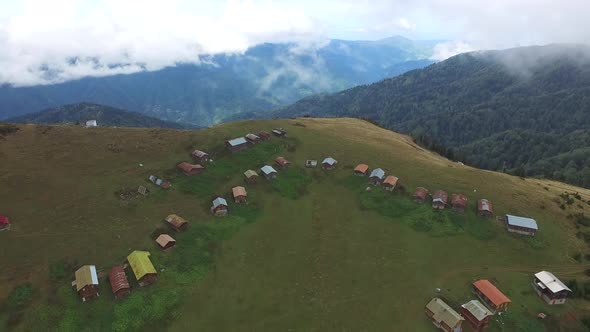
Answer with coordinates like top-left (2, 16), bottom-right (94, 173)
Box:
top-left (431, 41), bottom-right (474, 61)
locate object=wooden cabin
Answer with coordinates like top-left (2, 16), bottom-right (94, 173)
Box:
top-left (477, 199), bottom-right (493, 218)
top-left (432, 190), bottom-right (448, 210)
top-left (155, 234), bottom-right (176, 250)
top-left (244, 170), bottom-right (259, 184)
top-left (275, 157), bottom-right (290, 169)
top-left (472, 279), bottom-right (511, 313)
top-left (245, 133), bottom-right (261, 144)
top-left (451, 194), bottom-right (468, 212)
top-left (0, 215), bottom-right (11, 231)
top-left (506, 214), bottom-right (538, 236)
top-left (191, 150), bottom-right (209, 163)
top-left (414, 187), bottom-right (429, 203)
top-left (258, 131), bottom-right (271, 141)
top-left (226, 137), bottom-right (250, 153)
top-left (460, 300), bottom-right (493, 331)
top-left (272, 128), bottom-right (287, 137)
top-left (369, 168), bottom-right (385, 185)
top-left (533, 271), bottom-right (572, 305)
top-left (127, 251), bottom-right (157, 287)
top-left (425, 298), bottom-right (464, 332)
top-left (382, 176), bottom-right (399, 191)
top-left (354, 164), bottom-right (369, 176)
top-left (232, 186), bottom-right (247, 203)
top-left (72, 265), bottom-right (99, 302)
top-left (211, 197), bottom-right (228, 216)
top-left (177, 162), bottom-right (204, 176)
top-left (109, 266), bottom-right (131, 299)
top-left (260, 165), bottom-right (278, 180)
top-left (165, 214), bottom-right (188, 232)
top-left (322, 157), bottom-right (338, 170)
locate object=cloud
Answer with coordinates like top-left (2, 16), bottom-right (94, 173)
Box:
top-left (431, 41), bottom-right (474, 61)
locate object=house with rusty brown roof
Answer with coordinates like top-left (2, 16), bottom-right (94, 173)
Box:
top-left (382, 175), bottom-right (399, 191)
top-left (354, 164), bottom-right (369, 176)
top-left (156, 234), bottom-right (176, 250)
top-left (191, 150), bottom-right (209, 163)
top-left (451, 194), bottom-right (468, 212)
top-left (275, 157), bottom-right (290, 168)
top-left (109, 266), bottom-right (130, 299)
top-left (177, 162), bottom-right (204, 176)
top-left (414, 187), bottom-right (429, 203)
top-left (232, 186), bottom-right (247, 203)
top-left (165, 214), bottom-right (188, 232)
top-left (432, 190), bottom-right (448, 210)
top-left (477, 199), bottom-right (493, 218)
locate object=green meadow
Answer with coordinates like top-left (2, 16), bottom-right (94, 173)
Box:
top-left (1, 118), bottom-right (590, 331)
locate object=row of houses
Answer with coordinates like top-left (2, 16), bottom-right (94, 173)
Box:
top-left (72, 251), bottom-right (158, 302)
top-left (226, 128), bottom-right (286, 153)
top-left (426, 272), bottom-right (571, 331)
top-left (354, 165), bottom-right (400, 190)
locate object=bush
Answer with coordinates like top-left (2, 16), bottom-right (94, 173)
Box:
top-left (5, 284), bottom-right (34, 311)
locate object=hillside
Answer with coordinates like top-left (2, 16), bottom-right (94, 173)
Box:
top-left (5, 103), bottom-right (189, 129)
top-left (277, 44), bottom-right (590, 188)
top-left (1, 118), bottom-right (590, 331)
top-left (0, 36), bottom-right (436, 126)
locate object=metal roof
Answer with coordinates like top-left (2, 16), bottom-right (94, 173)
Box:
top-left (426, 298), bottom-right (463, 327)
top-left (244, 170), bottom-right (258, 178)
top-left (322, 157), bottom-right (337, 165)
top-left (370, 168), bottom-right (385, 179)
top-left (227, 137), bottom-right (247, 146)
top-left (535, 271), bottom-right (571, 293)
top-left (461, 300), bottom-right (493, 321)
top-left (212, 197), bottom-right (228, 208)
top-left (232, 186), bottom-right (247, 197)
top-left (109, 266), bottom-right (130, 294)
top-left (74, 265), bottom-right (99, 291)
top-left (354, 164), bottom-right (369, 173)
top-left (473, 280), bottom-right (511, 306)
top-left (245, 133), bottom-right (259, 140)
top-left (478, 199), bottom-right (493, 212)
top-left (506, 214), bottom-right (538, 230)
top-left (261, 165), bottom-right (277, 175)
top-left (127, 251), bottom-right (157, 280)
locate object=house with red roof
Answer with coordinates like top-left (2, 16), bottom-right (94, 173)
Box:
top-left (382, 176), bottom-right (399, 191)
top-left (0, 215), bottom-right (10, 231)
top-left (472, 279), bottom-right (511, 313)
top-left (109, 266), bottom-right (130, 299)
top-left (451, 194), bottom-right (468, 212)
top-left (414, 187), bottom-right (429, 203)
top-left (477, 199), bottom-right (493, 218)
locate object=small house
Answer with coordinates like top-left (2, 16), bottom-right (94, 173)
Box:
top-left (165, 214), bottom-right (188, 232)
top-left (226, 137), bottom-right (250, 153)
top-left (275, 157), bottom-right (290, 168)
top-left (211, 197), bottom-right (228, 216)
top-left (451, 194), bottom-right (468, 212)
top-left (232, 186), bottom-right (247, 203)
top-left (85, 120), bottom-right (97, 127)
top-left (382, 176), bottom-right (399, 191)
top-left (472, 279), bottom-right (511, 313)
top-left (245, 133), bottom-right (261, 144)
top-left (272, 128), bottom-right (287, 137)
top-left (369, 168), bottom-right (385, 185)
top-left (127, 251), bottom-right (157, 287)
top-left (354, 164), bottom-right (369, 176)
top-left (0, 215), bottom-right (11, 231)
top-left (244, 170), bottom-right (259, 184)
top-left (533, 271), bottom-right (572, 305)
top-left (477, 199), bottom-right (493, 218)
top-left (177, 162), bottom-right (204, 176)
top-left (259, 131), bottom-right (271, 141)
top-left (425, 297), bottom-right (464, 332)
top-left (432, 190), bottom-right (448, 210)
top-left (460, 300), bottom-right (493, 331)
top-left (109, 266), bottom-right (130, 299)
top-left (506, 214), bottom-right (538, 236)
top-left (414, 187), bottom-right (429, 203)
top-left (148, 175), bottom-right (171, 189)
top-left (156, 234), bottom-right (176, 250)
top-left (305, 160), bottom-right (318, 168)
top-left (322, 157), bottom-right (338, 170)
top-left (191, 150), bottom-right (209, 163)
top-left (261, 165), bottom-right (278, 180)
top-left (72, 265), bottom-right (99, 302)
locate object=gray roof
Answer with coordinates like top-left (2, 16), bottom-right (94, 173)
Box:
top-left (322, 157), bottom-right (337, 165)
top-left (260, 165), bottom-right (277, 175)
top-left (535, 271), bottom-right (571, 293)
top-left (227, 137), bottom-right (247, 146)
top-left (246, 133), bottom-right (259, 140)
top-left (370, 168), bottom-right (385, 179)
top-left (212, 197), bottom-right (228, 208)
top-left (461, 300), bottom-right (493, 321)
top-left (506, 214), bottom-right (538, 230)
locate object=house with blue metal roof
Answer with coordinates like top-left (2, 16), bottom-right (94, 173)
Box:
top-left (211, 197), bottom-right (228, 216)
top-left (506, 214), bottom-right (538, 236)
top-left (225, 137), bottom-right (250, 153)
top-left (369, 168), bottom-right (385, 185)
top-left (260, 165), bottom-right (278, 180)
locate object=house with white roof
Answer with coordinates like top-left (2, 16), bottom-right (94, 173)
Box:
top-left (225, 137), bottom-right (250, 153)
top-left (260, 165), bottom-right (278, 180)
top-left (506, 214), bottom-right (538, 236)
top-left (533, 271), bottom-right (572, 304)
top-left (369, 168), bottom-right (385, 185)
top-left (211, 197), bottom-right (228, 216)
top-left (322, 157), bottom-right (338, 170)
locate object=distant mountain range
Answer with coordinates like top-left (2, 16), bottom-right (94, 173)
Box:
top-left (277, 44), bottom-right (590, 188)
top-left (5, 103), bottom-right (189, 129)
top-left (0, 36), bottom-right (438, 126)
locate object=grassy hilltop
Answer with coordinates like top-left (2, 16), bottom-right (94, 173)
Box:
top-left (1, 118), bottom-right (590, 331)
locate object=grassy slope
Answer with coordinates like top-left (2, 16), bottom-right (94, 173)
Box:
top-left (1, 118), bottom-right (590, 331)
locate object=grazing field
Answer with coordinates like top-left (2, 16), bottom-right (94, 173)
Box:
top-left (1, 118), bottom-right (590, 331)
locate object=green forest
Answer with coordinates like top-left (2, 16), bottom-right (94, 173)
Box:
top-left (277, 44), bottom-right (590, 188)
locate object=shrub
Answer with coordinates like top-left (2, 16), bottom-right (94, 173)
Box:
top-left (5, 284), bottom-right (34, 311)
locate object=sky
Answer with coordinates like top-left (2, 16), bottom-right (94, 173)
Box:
top-left (0, 0), bottom-right (589, 86)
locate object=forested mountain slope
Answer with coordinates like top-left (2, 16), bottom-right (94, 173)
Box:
top-left (277, 44), bottom-right (590, 187)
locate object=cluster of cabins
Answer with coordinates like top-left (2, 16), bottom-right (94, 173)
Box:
top-left (426, 271), bottom-right (571, 331)
top-left (71, 213), bottom-right (196, 302)
top-left (225, 128), bottom-right (285, 153)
